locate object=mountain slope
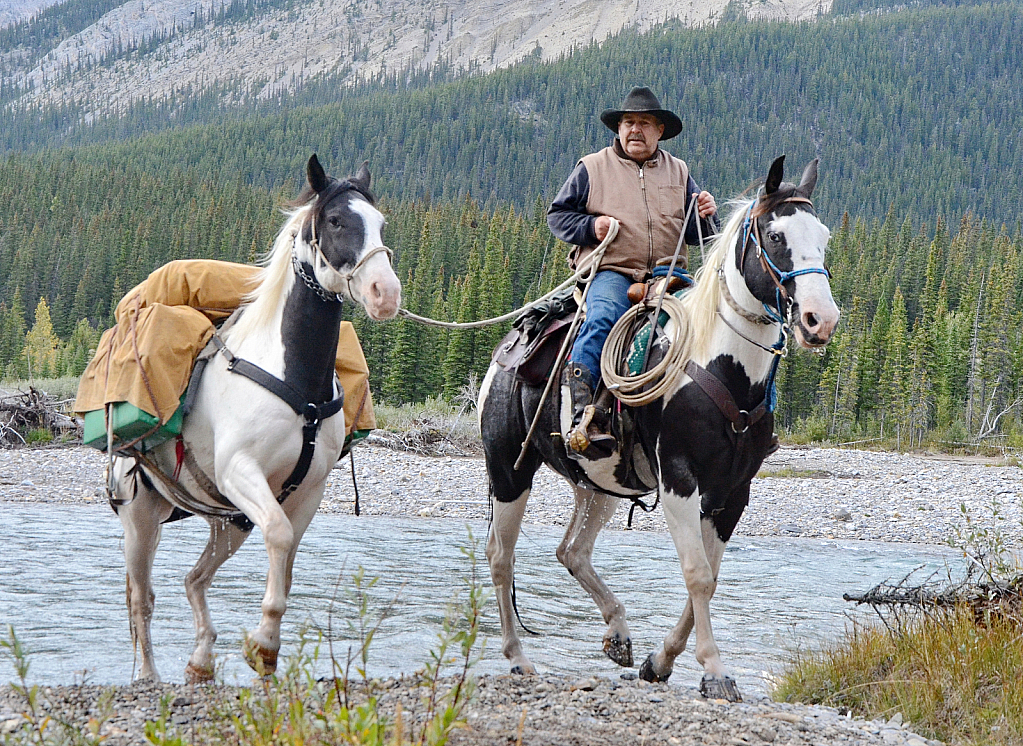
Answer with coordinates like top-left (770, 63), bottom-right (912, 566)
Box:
top-left (3, 0), bottom-right (826, 117)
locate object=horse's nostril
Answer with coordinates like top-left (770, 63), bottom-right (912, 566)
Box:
top-left (805, 312), bottom-right (820, 329)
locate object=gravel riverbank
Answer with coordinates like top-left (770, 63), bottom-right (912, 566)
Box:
top-left (3, 441), bottom-right (1020, 545)
top-left (2, 442), bottom-right (1020, 745)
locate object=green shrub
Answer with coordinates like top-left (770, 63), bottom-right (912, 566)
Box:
top-left (24, 428), bottom-right (53, 445)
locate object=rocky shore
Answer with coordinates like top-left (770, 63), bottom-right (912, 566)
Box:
top-left (0, 674), bottom-right (944, 746)
top-left (2, 442), bottom-right (1020, 745)
top-left (3, 441), bottom-right (1020, 545)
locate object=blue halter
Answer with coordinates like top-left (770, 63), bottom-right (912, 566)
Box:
top-left (737, 197), bottom-right (831, 412)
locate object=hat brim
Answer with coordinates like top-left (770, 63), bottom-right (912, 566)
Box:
top-left (601, 108), bottom-right (683, 140)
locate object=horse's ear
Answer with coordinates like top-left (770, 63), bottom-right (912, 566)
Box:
top-left (764, 155), bottom-right (785, 195)
top-left (352, 160), bottom-right (371, 190)
top-left (307, 154), bottom-right (330, 194)
top-left (797, 158), bottom-right (819, 198)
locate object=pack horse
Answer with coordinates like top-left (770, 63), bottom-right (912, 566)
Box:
top-left (479, 157), bottom-right (839, 701)
top-left (110, 156), bottom-right (401, 681)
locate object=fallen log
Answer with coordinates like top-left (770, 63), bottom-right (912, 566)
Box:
top-left (0, 387), bottom-right (80, 446)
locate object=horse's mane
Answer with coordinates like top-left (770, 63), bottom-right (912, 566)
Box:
top-left (227, 205), bottom-right (312, 344)
top-left (680, 199), bottom-right (753, 360)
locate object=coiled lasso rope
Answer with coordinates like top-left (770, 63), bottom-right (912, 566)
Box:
top-left (397, 220), bottom-right (619, 329)
top-left (599, 292), bottom-right (693, 407)
top-left (599, 195), bottom-right (706, 407)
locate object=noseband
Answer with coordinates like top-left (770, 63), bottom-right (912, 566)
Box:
top-left (295, 190), bottom-right (393, 304)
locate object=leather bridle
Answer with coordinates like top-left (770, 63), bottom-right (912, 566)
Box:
top-left (302, 186), bottom-right (394, 304)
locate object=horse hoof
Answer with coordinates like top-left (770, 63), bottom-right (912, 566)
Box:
top-left (638, 653), bottom-right (671, 683)
top-left (603, 633), bottom-right (633, 668)
top-left (700, 674), bottom-right (742, 702)
top-left (243, 639), bottom-right (278, 675)
top-left (184, 662), bottom-right (215, 684)
top-left (509, 664), bottom-right (536, 675)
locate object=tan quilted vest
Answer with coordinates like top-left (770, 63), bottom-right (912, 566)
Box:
top-left (573, 143), bottom-right (691, 281)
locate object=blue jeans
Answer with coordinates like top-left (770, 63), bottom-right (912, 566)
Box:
top-left (570, 270), bottom-right (634, 388)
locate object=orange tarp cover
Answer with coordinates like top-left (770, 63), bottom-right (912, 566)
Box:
top-left (74, 259), bottom-right (376, 434)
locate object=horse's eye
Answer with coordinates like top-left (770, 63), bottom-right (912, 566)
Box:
top-left (767, 231), bottom-right (781, 243)
top-left (328, 216), bottom-right (341, 228)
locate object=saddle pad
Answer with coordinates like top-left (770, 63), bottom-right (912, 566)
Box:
top-left (625, 290), bottom-right (686, 375)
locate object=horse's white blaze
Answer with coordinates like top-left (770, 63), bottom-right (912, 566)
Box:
top-left (343, 200), bottom-right (401, 320)
top-left (769, 211), bottom-right (840, 346)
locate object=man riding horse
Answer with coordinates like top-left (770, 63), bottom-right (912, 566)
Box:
top-left (547, 86), bottom-right (719, 459)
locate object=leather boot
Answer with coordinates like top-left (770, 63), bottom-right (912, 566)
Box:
top-left (564, 362), bottom-right (617, 460)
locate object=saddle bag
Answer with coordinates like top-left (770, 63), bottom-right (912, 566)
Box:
top-left (493, 286), bottom-right (578, 385)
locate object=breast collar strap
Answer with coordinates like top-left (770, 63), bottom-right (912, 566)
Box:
top-left (211, 333), bottom-right (344, 501)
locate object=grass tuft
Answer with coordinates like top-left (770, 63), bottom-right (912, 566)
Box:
top-left (774, 606), bottom-right (1023, 745)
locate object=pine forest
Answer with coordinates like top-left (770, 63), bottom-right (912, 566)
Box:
top-left (1, 0), bottom-right (1022, 447)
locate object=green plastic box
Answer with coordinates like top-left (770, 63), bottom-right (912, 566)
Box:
top-left (82, 398), bottom-right (184, 451)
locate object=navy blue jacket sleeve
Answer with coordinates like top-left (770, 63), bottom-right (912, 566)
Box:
top-left (547, 162), bottom-right (599, 246)
top-left (682, 174), bottom-right (721, 245)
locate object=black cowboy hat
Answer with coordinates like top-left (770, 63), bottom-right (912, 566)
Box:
top-left (600, 86), bottom-right (683, 141)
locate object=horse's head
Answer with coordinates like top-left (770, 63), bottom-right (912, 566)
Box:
top-left (300, 154), bottom-right (402, 320)
top-left (738, 156), bottom-right (840, 348)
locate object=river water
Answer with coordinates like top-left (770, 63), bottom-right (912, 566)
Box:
top-left (0, 503), bottom-right (956, 695)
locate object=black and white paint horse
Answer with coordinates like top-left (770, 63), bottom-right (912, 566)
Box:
top-left (110, 155), bottom-right (401, 682)
top-left (478, 157), bottom-right (839, 701)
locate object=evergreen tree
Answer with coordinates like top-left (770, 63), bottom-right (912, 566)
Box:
top-left (879, 288), bottom-right (910, 443)
top-left (22, 296), bottom-right (60, 379)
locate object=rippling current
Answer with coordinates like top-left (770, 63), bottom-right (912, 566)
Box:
top-left (0, 503), bottom-right (955, 694)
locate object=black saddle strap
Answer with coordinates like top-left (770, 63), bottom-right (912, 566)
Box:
top-left (210, 333), bottom-right (344, 511)
top-left (684, 360), bottom-right (768, 434)
top-left (211, 335), bottom-right (345, 422)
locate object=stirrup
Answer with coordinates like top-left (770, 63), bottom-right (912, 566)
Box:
top-left (568, 405), bottom-right (617, 460)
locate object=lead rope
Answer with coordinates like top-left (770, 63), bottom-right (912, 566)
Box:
top-left (397, 233), bottom-right (616, 330)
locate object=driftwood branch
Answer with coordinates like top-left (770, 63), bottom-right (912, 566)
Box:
top-left (0, 387), bottom-right (80, 446)
top-left (976, 379), bottom-right (1022, 440)
top-left (844, 562), bottom-right (1023, 626)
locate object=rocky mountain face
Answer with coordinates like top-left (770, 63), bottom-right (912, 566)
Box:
top-left (0, 0), bottom-right (61, 27)
top-left (4, 0), bottom-right (828, 118)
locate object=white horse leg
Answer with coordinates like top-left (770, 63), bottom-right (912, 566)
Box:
top-left (113, 462), bottom-right (174, 681)
top-left (183, 518), bottom-right (250, 682)
top-left (642, 488), bottom-right (740, 699)
top-left (639, 515), bottom-right (727, 682)
top-left (280, 484), bottom-right (324, 598)
top-left (556, 485), bottom-right (631, 666)
top-left (217, 458), bottom-right (296, 674)
top-left (486, 488), bottom-right (534, 674)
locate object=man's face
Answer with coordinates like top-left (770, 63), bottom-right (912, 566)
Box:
top-left (618, 113), bottom-right (664, 162)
